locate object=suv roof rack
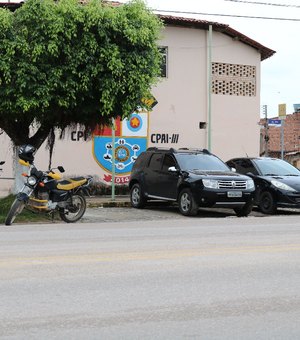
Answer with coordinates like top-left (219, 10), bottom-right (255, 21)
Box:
top-left (146, 147), bottom-right (211, 155)
top-left (146, 147), bottom-right (176, 153)
top-left (178, 147), bottom-right (211, 154)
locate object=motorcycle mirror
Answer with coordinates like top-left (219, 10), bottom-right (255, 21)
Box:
top-left (58, 166), bottom-right (65, 173)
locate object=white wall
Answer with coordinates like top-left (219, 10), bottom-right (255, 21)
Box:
top-left (151, 26), bottom-right (261, 161)
top-left (211, 31), bottom-right (261, 161)
top-left (151, 26), bottom-right (208, 149)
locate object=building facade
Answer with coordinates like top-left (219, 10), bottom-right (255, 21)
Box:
top-left (260, 110), bottom-right (300, 168)
top-left (0, 4), bottom-right (275, 196)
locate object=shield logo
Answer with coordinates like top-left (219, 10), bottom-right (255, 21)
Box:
top-left (93, 112), bottom-right (148, 179)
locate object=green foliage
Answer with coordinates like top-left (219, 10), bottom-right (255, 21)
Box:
top-left (89, 181), bottom-right (129, 196)
top-left (0, 0), bottom-right (162, 147)
top-left (0, 195), bottom-right (14, 217)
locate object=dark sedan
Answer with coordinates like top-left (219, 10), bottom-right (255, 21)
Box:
top-left (226, 157), bottom-right (300, 214)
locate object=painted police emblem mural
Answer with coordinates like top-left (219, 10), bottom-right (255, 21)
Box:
top-left (93, 112), bottom-right (148, 183)
top-left (103, 138), bottom-right (141, 171)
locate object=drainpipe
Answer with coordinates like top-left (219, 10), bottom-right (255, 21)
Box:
top-left (207, 25), bottom-right (212, 152)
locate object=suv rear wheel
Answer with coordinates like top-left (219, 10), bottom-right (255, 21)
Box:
top-left (130, 183), bottom-right (146, 208)
top-left (178, 188), bottom-right (198, 216)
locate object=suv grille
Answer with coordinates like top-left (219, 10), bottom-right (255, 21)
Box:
top-left (218, 180), bottom-right (247, 189)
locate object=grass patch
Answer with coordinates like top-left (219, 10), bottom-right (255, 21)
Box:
top-left (0, 195), bottom-right (55, 225)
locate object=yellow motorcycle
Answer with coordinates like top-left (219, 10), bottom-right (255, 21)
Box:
top-left (5, 145), bottom-right (92, 225)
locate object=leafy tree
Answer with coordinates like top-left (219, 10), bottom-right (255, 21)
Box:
top-left (0, 0), bottom-right (162, 150)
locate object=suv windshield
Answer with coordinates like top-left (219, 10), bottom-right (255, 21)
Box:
top-left (175, 153), bottom-right (230, 171)
top-left (253, 158), bottom-right (300, 176)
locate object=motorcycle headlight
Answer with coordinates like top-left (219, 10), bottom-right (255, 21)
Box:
top-left (246, 179), bottom-right (255, 189)
top-left (27, 176), bottom-right (37, 186)
top-left (202, 179), bottom-right (218, 189)
top-left (271, 180), bottom-right (296, 192)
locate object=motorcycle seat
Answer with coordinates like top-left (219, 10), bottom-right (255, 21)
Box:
top-left (57, 178), bottom-right (87, 191)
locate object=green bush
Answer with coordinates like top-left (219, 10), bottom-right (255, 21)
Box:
top-left (89, 182), bottom-right (129, 196)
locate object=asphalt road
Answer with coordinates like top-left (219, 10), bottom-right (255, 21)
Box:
top-left (82, 203), bottom-right (299, 223)
top-left (0, 210), bottom-right (300, 339)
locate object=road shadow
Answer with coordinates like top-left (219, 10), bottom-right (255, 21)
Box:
top-left (145, 202), bottom-right (238, 218)
top-left (143, 201), bottom-right (300, 218)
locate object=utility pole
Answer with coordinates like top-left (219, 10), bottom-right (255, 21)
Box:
top-left (280, 119), bottom-right (285, 159)
top-left (278, 103), bottom-right (286, 160)
top-left (262, 105), bottom-right (269, 157)
top-left (111, 118), bottom-right (115, 201)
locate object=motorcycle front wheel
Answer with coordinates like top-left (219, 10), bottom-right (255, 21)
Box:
top-left (59, 194), bottom-right (86, 223)
top-left (5, 199), bottom-right (25, 226)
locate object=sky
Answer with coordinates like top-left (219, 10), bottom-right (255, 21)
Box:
top-left (1, 0), bottom-right (299, 118)
top-left (119, 0), bottom-right (300, 118)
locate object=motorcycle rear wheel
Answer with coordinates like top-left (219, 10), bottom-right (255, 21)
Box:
top-left (59, 194), bottom-right (86, 223)
top-left (5, 199), bottom-right (25, 226)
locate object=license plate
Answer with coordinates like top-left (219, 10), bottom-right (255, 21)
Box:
top-left (227, 191), bottom-right (242, 198)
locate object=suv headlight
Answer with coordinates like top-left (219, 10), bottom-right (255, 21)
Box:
top-left (202, 179), bottom-right (218, 189)
top-left (27, 176), bottom-right (37, 186)
top-left (246, 179), bottom-right (255, 189)
top-left (271, 180), bottom-right (296, 192)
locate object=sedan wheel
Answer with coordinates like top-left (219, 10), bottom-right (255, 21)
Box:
top-left (259, 191), bottom-right (277, 214)
top-left (178, 188), bottom-right (198, 216)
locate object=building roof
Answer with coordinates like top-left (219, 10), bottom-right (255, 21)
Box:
top-left (0, 1), bottom-right (21, 11)
top-left (158, 15), bottom-right (275, 61)
top-left (0, 1), bottom-right (275, 61)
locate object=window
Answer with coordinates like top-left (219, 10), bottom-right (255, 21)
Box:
top-left (148, 153), bottom-right (163, 171)
top-left (162, 154), bottom-right (176, 172)
top-left (232, 159), bottom-right (258, 175)
top-left (253, 158), bottom-right (300, 176)
top-left (133, 152), bottom-right (149, 169)
top-left (175, 154), bottom-right (229, 171)
top-left (159, 47), bottom-right (168, 78)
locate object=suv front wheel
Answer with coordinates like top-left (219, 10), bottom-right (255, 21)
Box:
top-left (234, 200), bottom-right (253, 217)
top-left (178, 188), bottom-right (198, 216)
top-left (130, 183), bottom-right (146, 209)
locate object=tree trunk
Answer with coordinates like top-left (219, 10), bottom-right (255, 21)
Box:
top-left (12, 146), bottom-right (27, 194)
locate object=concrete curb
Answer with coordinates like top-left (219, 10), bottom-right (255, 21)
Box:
top-left (86, 196), bottom-right (131, 208)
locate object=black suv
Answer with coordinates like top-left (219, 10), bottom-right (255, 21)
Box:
top-left (129, 147), bottom-right (255, 216)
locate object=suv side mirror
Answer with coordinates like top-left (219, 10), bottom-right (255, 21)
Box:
top-left (168, 166), bottom-right (179, 173)
top-left (231, 167), bottom-right (236, 173)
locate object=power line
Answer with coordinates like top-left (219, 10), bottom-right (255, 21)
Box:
top-left (224, 0), bottom-right (300, 9)
top-left (154, 9), bottom-right (300, 21)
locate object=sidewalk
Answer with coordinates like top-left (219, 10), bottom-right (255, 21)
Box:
top-left (86, 195), bottom-right (131, 208)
